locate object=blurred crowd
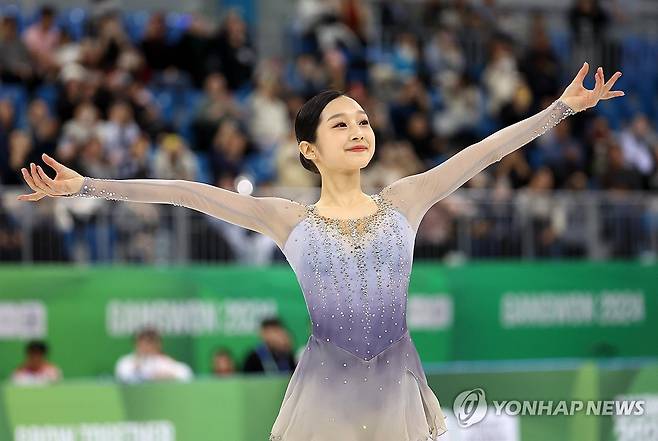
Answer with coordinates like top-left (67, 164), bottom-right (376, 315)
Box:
top-left (10, 317), bottom-right (298, 385)
top-left (1, 0), bottom-right (657, 262)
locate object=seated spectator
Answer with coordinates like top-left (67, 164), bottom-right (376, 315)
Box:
top-left (209, 10), bottom-right (256, 91)
top-left (153, 133), bottom-right (198, 180)
top-left (101, 100), bottom-right (140, 168)
top-left (115, 328), bottom-right (193, 383)
top-left (1, 131), bottom-right (36, 186)
top-left (22, 5), bottom-right (60, 76)
top-left (212, 347), bottom-right (236, 376)
top-left (618, 114), bottom-right (657, 185)
top-left (192, 73), bottom-right (242, 150)
top-left (0, 15), bottom-right (36, 88)
top-left (11, 340), bottom-right (61, 385)
top-left (243, 318), bottom-right (296, 374)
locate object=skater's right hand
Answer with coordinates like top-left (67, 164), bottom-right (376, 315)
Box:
top-left (16, 153), bottom-right (85, 202)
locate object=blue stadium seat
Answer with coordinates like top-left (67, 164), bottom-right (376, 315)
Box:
top-left (0, 84), bottom-right (29, 128)
top-left (123, 10), bottom-right (149, 43)
top-left (150, 88), bottom-right (175, 124)
top-left (0, 4), bottom-right (25, 31)
top-left (165, 12), bottom-right (190, 44)
top-left (34, 84), bottom-right (58, 114)
top-left (548, 30), bottom-right (571, 63)
top-left (57, 8), bottom-right (87, 41)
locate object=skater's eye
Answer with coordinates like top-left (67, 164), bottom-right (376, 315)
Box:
top-left (333, 120), bottom-right (369, 128)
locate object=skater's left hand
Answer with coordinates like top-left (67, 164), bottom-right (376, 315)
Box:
top-left (559, 62), bottom-right (624, 113)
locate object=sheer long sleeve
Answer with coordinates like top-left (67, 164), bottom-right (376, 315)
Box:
top-left (380, 99), bottom-right (577, 232)
top-left (65, 177), bottom-right (307, 250)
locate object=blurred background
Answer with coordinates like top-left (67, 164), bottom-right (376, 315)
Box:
top-left (0, 0), bottom-right (656, 440)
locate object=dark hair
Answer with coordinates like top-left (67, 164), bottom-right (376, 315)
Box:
top-left (294, 90), bottom-right (345, 175)
top-left (40, 5), bottom-right (56, 18)
top-left (26, 340), bottom-right (48, 355)
top-left (214, 347), bottom-right (234, 359)
top-left (135, 327), bottom-right (161, 343)
top-left (260, 317), bottom-right (283, 329)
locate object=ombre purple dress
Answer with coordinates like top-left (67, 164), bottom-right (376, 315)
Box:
top-left (66, 100), bottom-right (576, 440)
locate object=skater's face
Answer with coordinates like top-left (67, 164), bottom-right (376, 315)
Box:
top-left (300, 96), bottom-right (375, 175)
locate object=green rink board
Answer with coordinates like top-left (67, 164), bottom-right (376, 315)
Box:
top-left (1, 362), bottom-right (657, 441)
top-left (0, 262), bottom-right (656, 380)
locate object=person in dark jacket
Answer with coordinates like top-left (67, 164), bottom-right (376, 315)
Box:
top-left (243, 317), bottom-right (296, 374)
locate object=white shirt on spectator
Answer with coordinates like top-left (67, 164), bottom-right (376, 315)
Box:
top-left (115, 353), bottom-right (193, 383)
top-left (619, 130), bottom-right (654, 175)
top-left (11, 365), bottom-right (61, 385)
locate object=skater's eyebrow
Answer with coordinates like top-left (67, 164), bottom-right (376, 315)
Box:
top-left (327, 110), bottom-right (367, 121)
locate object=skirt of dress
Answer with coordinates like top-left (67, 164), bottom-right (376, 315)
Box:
top-left (269, 331), bottom-right (448, 441)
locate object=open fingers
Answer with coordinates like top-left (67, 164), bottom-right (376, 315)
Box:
top-left (602, 90), bottom-right (626, 100)
top-left (574, 62), bottom-right (589, 86)
top-left (594, 67), bottom-right (604, 95)
top-left (21, 166), bottom-right (43, 194)
top-left (604, 71), bottom-right (622, 92)
top-left (36, 165), bottom-right (58, 192)
top-left (17, 192), bottom-right (47, 202)
top-left (29, 163), bottom-right (52, 194)
top-left (41, 153), bottom-right (62, 174)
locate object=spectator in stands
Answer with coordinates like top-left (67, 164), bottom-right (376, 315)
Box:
top-left (569, 0), bottom-right (610, 70)
top-left (601, 140), bottom-right (643, 191)
top-left (212, 348), bottom-right (236, 376)
top-left (247, 62), bottom-right (290, 151)
top-left (11, 340), bottom-right (62, 385)
top-left (22, 5), bottom-right (60, 76)
top-left (535, 117), bottom-right (585, 187)
top-left (285, 54), bottom-right (327, 100)
top-left (26, 99), bottom-right (59, 157)
top-left (0, 199), bottom-right (22, 260)
top-left (140, 12), bottom-right (177, 75)
top-left (209, 10), bottom-right (255, 91)
top-left (192, 72), bottom-right (242, 150)
top-left (115, 328), bottom-right (193, 383)
top-left (519, 16), bottom-right (562, 107)
top-left (618, 114), bottom-right (657, 186)
top-left (0, 100), bottom-right (17, 169)
top-left (482, 34), bottom-right (523, 118)
top-left (209, 119), bottom-right (254, 184)
top-left (0, 15), bottom-right (36, 88)
top-left (176, 13), bottom-right (215, 87)
top-left (243, 318), bottom-right (296, 374)
top-left (423, 29), bottom-right (466, 85)
top-left (516, 167), bottom-right (570, 257)
top-left (389, 76), bottom-right (431, 139)
top-left (101, 100), bottom-right (140, 167)
top-left (57, 102), bottom-right (102, 163)
top-left (1, 131), bottom-right (35, 186)
top-left (116, 132), bottom-right (152, 179)
top-left (153, 133), bottom-right (198, 180)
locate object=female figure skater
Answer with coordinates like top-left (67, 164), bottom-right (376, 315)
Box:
top-left (18, 62), bottom-right (623, 440)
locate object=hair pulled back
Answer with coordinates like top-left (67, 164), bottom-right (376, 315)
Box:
top-left (294, 90), bottom-right (345, 174)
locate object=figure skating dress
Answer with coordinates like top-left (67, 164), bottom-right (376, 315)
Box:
top-left (66, 100), bottom-right (576, 440)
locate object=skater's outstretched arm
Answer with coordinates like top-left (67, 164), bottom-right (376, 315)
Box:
top-left (381, 62), bottom-right (624, 232)
top-left (16, 155), bottom-right (305, 250)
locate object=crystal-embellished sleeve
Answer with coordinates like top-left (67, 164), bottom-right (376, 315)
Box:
top-left (381, 99), bottom-right (577, 232)
top-left (65, 177), bottom-right (307, 250)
